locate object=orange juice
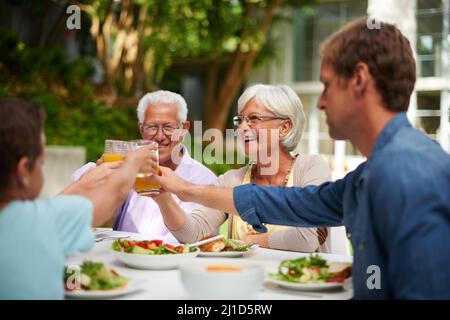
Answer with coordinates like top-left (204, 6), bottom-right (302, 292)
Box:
top-left (134, 176), bottom-right (160, 194)
top-left (103, 153), bottom-right (125, 162)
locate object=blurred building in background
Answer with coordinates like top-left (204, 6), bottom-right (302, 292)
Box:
top-left (248, 0), bottom-right (450, 179)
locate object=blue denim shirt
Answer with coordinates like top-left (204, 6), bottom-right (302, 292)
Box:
top-left (233, 113), bottom-right (450, 299)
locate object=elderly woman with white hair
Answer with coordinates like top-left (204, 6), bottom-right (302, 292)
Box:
top-left (152, 84), bottom-right (331, 252)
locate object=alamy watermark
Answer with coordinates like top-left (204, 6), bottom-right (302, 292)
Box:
top-left (366, 15), bottom-right (382, 30)
top-left (171, 124), bottom-right (282, 176)
top-left (65, 265), bottom-right (82, 290)
top-left (366, 265), bottom-right (381, 290)
top-left (66, 5), bottom-right (81, 30)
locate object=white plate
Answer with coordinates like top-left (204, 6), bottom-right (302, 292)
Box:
top-left (113, 250), bottom-right (198, 270)
top-left (197, 243), bottom-right (257, 258)
top-left (65, 279), bottom-right (145, 299)
top-left (197, 251), bottom-right (247, 258)
top-left (265, 277), bottom-right (346, 291)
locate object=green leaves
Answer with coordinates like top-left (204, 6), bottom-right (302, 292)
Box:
top-left (0, 31), bottom-right (139, 162)
top-left (274, 254), bottom-right (332, 283)
top-left (224, 238), bottom-right (252, 252)
top-left (81, 260), bottom-right (104, 278)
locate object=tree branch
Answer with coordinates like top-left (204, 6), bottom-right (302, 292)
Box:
top-left (206, 0), bottom-right (285, 130)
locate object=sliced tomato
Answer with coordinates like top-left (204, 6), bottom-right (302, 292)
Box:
top-left (177, 246), bottom-right (184, 253)
top-left (136, 241), bottom-right (148, 249)
top-left (147, 242), bottom-right (159, 250)
top-left (127, 241), bottom-right (136, 247)
top-left (164, 244), bottom-right (177, 251)
top-left (149, 239), bottom-right (163, 246)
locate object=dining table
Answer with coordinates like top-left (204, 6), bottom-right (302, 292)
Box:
top-left (64, 229), bottom-right (354, 300)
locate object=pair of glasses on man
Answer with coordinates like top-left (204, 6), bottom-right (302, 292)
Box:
top-left (140, 123), bottom-right (181, 137)
top-left (232, 115), bottom-right (287, 127)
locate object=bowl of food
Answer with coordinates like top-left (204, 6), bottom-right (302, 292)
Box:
top-left (112, 239), bottom-right (198, 270)
top-left (180, 260), bottom-right (264, 299)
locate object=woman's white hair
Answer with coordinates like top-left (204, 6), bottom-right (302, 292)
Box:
top-left (237, 84), bottom-right (306, 152)
top-left (137, 90), bottom-right (188, 123)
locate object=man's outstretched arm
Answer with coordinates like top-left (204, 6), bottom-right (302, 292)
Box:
top-left (153, 166), bottom-right (347, 232)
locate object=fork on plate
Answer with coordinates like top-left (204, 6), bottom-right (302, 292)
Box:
top-left (95, 235), bottom-right (130, 243)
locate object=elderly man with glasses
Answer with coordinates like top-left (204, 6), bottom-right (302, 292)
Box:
top-left (72, 91), bottom-right (216, 242)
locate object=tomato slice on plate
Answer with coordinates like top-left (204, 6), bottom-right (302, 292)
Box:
top-left (136, 241), bottom-right (148, 249)
top-left (147, 242), bottom-right (159, 250)
top-left (149, 239), bottom-right (163, 246)
top-left (164, 244), bottom-right (177, 251)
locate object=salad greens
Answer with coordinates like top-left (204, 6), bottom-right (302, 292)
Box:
top-left (223, 239), bottom-right (252, 252)
top-left (64, 261), bottom-right (128, 291)
top-left (270, 254), bottom-right (337, 284)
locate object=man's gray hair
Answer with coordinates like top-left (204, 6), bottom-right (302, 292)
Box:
top-left (237, 84), bottom-right (306, 152)
top-left (137, 90), bottom-right (188, 123)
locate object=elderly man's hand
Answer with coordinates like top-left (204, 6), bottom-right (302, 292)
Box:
top-left (95, 156), bottom-right (104, 166)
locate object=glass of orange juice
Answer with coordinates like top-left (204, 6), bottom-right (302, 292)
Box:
top-left (129, 139), bottom-right (160, 196)
top-left (103, 140), bottom-right (128, 162)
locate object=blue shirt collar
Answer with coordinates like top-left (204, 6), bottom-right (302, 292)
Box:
top-left (369, 112), bottom-right (411, 161)
top-left (354, 112), bottom-right (411, 187)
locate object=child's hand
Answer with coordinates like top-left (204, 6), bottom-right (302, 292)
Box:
top-left (79, 162), bottom-right (122, 189)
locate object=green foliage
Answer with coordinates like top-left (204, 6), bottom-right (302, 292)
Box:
top-left (138, 0), bottom-right (247, 84)
top-left (0, 31), bottom-right (247, 175)
top-left (0, 31), bottom-right (139, 162)
top-left (81, 0), bottom-right (311, 90)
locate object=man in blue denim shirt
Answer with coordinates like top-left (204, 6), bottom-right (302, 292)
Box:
top-left (230, 112), bottom-right (450, 299)
top-left (152, 17), bottom-right (450, 299)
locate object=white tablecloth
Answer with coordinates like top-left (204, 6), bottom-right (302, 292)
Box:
top-left (65, 231), bottom-right (353, 300)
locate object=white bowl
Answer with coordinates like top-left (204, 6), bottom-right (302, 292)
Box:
top-left (113, 250), bottom-right (198, 270)
top-left (180, 260), bottom-right (264, 299)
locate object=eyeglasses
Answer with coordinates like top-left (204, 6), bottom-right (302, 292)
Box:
top-left (140, 122), bottom-right (181, 137)
top-left (233, 115), bottom-right (287, 127)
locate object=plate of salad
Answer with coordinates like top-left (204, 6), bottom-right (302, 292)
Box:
top-left (112, 239), bottom-right (198, 270)
top-left (196, 236), bottom-right (256, 258)
top-left (266, 254), bottom-right (352, 291)
top-left (64, 260), bottom-right (143, 299)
